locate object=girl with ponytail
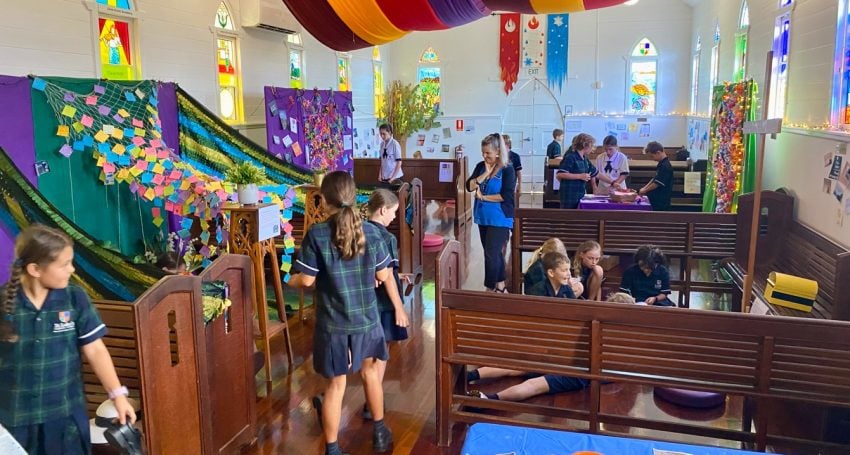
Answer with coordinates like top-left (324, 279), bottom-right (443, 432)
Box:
top-left (288, 171), bottom-right (396, 455)
top-left (1, 224), bottom-right (135, 453)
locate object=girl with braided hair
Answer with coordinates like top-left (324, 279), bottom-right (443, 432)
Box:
top-left (1, 224), bottom-right (135, 453)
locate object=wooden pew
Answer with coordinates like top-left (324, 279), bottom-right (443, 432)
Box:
top-left (511, 207), bottom-right (741, 307)
top-left (85, 254), bottom-right (256, 454)
top-left (722, 192), bottom-right (850, 321)
top-left (434, 244), bottom-right (850, 453)
top-left (353, 157), bottom-right (473, 243)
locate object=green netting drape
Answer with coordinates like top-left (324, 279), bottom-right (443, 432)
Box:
top-left (701, 80), bottom-right (757, 213)
top-left (31, 77), bottom-right (160, 256)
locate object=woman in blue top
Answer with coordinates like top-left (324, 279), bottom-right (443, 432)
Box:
top-left (466, 133), bottom-right (516, 293)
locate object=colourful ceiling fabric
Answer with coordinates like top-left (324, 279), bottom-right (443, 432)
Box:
top-left (427, 0), bottom-right (490, 28)
top-left (281, 0), bottom-right (371, 52)
top-left (376, 0), bottom-right (448, 31)
top-left (328, 0), bottom-right (407, 45)
top-left (283, 0), bottom-right (630, 51)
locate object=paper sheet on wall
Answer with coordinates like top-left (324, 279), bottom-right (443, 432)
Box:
top-left (343, 135), bottom-right (352, 150)
top-left (439, 162), bottom-right (454, 182)
top-left (683, 172), bottom-right (702, 194)
top-left (282, 135), bottom-right (293, 147)
top-left (553, 169), bottom-right (561, 191)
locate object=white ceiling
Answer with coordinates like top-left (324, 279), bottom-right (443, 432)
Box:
top-left (681, 0), bottom-right (703, 6)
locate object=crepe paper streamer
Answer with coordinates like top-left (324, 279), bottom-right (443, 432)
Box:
top-left (375, 0), bottom-right (448, 31)
top-left (328, 0), bottom-right (407, 45)
top-left (483, 0), bottom-right (536, 13)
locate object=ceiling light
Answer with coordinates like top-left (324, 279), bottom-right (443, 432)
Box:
top-left (624, 0), bottom-right (640, 5)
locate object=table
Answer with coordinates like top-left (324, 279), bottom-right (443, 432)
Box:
top-left (460, 423), bottom-right (771, 455)
top-left (578, 196), bottom-right (652, 211)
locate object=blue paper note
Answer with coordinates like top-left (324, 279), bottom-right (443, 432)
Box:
top-left (148, 96), bottom-right (158, 107)
top-left (98, 143), bottom-right (111, 154)
top-left (178, 229), bottom-right (190, 238)
top-left (124, 91), bottom-right (137, 102)
top-left (141, 173), bottom-right (153, 184)
top-left (124, 128), bottom-right (135, 138)
top-left (82, 135), bottom-right (94, 147)
top-left (200, 231), bottom-right (210, 243)
top-left (72, 141), bottom-right (85, 152)
top-left (32, 78), bottom-right (47, 91)
top-left (181, 218), bottom-right (194, 230)
top-left (153, 198), bottom-right (163, 207)
top-left (118, 156), bottom-right (131, 166)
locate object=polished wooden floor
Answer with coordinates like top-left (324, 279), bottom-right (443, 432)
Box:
top-left (242, 198), bottom-right (748, 454)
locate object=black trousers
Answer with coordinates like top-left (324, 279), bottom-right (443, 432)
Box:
top-left (478, 225), bottom-right (510, 289)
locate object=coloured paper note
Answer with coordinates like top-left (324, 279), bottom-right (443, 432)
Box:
top-left (56, 125), bottom-right (70, 137)
top-left (61, 105), bottom-right (77, 118)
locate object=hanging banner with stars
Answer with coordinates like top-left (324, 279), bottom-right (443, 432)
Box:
top-left (521, 14), bottom-right (547, 79)
top-left (547, 14), bottom-right (569, 92)
top-left (499, 13), bottom-right (520, 94)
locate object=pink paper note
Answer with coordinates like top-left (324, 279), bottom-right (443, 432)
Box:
top-left (157, 149), bottom-right (170, 159)
top-left (81, 115), bottom-right (94, 128)
top-left (132, 118), bottom-right (144, 128)
top-left (85, 96), bottom-right (98, 106)
top-left (132, 136), bottom-right (145, 146)
top-left (152, 174), bottom-right (164, 185)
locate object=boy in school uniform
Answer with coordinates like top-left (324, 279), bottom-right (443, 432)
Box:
top-left (502, 134), bottom-right (522, 193)
top-left (546, 129), bottom-right (565, 165)
top-left (619, 245), bottom-right (674, 306)
top-left (525, 252), bottom-right (578, 299)
top-left (638, 141), bottom-right (673, 211)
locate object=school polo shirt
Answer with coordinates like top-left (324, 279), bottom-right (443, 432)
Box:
top-left (0, 285), bottom-right (107, 427)
top-left (295, 221), bottom-right (391, 334)
top-left (526, 280), bottom-right (577, 299)
top-left (619, 265), bottom-right (672, 304)
top-left (648, 157), bottom-right (673, 211)
top-left (368, 220), bottom-right (402, 313)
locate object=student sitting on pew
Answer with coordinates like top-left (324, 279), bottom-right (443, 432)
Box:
top-left (573, 240), bottom-right (603, 301)
top-left (523, 238), bottom-right (582, 297)
top-left (467, 293), bottom-right (636, 402)
top-left (525, 252), bottom-right (579, 299)
top-left (619, 244), bottom-right (674, 306)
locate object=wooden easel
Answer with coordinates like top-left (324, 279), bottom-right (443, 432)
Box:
top-left (296, 184), bottom-right (328, 321)
top-left (741, 51), bottom-right (782, 313)
top-left (225, 203), bottom-right (293, 394)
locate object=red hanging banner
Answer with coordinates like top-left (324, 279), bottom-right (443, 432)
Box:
top-left (499, 13), bottom-right (521, 95)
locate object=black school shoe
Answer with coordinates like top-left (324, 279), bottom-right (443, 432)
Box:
top-left (373, 426), bottom-right (393, 453)
top-left (312, 394), bottom-right (324, 429)
top-left (105, 422), bottom-right (144, 455)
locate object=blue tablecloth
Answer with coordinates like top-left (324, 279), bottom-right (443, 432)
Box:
top-left (460, 423), bottom-right (771, 455)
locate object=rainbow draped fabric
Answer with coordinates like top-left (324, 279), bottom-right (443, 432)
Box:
top-left (282, 0), bottom-right (630, 51)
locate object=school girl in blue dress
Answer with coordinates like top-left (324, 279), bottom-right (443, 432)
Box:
top-left (288, 171), bottom-right (397, 455)
top-left (1, 225), bottom-right (135, 454)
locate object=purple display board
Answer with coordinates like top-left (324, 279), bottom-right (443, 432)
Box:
top-left (264, 87), bottom-right (354, 173)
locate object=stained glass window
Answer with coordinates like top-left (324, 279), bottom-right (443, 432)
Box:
top-left (373, 48), bottom-right (384, 117)
top-left (631, 38), bottom-right (657, 57)
top-left (769, 12), bottom-right (791, 119)
top-left (628, 38), bottom-right (657, 114)
top-left (419, 47), bottom-right (440, 63)
top-left (691, 47), bottom-right (700, 113)
top-left (96, 0), bottom-right (132, 10)
top-left (290, 49), bottom-right (303, 89)
top-left (98, 18), bottom-right (136, 80)
top-left (338, 55), bottom-right (351, 92)
top-left (417, 67), bottom-right (441, 107)
top-left (832, 0), bottom-right (850, 125)
top-left (217, 37), bottom-right (239, 121)
top-left (214, 2), bottom-right (235, 31)
top-left (779, 0), bottom-right (793, 7)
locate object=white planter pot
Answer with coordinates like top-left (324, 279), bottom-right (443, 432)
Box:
top-left (236, 183), bottom-right (259, 205)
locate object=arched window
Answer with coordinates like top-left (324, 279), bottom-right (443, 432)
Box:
top-left (94, 0), bottom-right (139, 80)
top-left (288, 33), bottom-right (304, 89)
top-left (734, 0), bottom-right (750, 82)
top-left (769, 2), bottom-right (793, 119)
top-left (214, 2), bottom-right (243, 123)
top-left (709, 20), bottom-right (721, 116)
top-left (627, 38), bottom-right (657, 115)
top-left (691, 37), bottom-right (701, 114)
top-left (832, 0), bottom-right (850, 126)
top-left (337, 52), bottom-right (351, 92)
top-left (373, 47), bottom-right (384, 116)
top-left (417, 47), bottom-right (441, 109)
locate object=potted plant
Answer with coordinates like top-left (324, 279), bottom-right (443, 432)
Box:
top-left (377, 80), bottom-right (441, 158)
top-left (225, 162), bottom-right (266, 205)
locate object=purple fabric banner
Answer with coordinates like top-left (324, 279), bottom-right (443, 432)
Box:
top-left (427, 0), bottom-right (490, 27)
top-left (264, 87), bottom-right (354, 173)
top-left (0, 75), bottom-right (36, 282)
top-left (157, 82), bottom-right (185, 240)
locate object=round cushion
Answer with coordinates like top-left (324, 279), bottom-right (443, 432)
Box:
top-left (423, 233), bottom-right (444, 248)
top-left (653, 387), bottom-right (726, 408)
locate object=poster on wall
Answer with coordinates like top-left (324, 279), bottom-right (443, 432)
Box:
top-left (829, 155), bottom-right (844, 180)
top-left (687, 118), bottom-right (710, 158)
top-left (264, 87), bottom-right (354, 173)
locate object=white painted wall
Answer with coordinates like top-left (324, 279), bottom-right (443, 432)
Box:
top-left (382, 0), bottom-right (693, 154)
top-left (691, 0), bottom-right (850, 247)
top-left (0, 0), bottom-right (381, 145)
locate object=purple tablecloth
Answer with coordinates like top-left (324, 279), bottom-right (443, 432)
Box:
top-left (578, 197), bottom-right (652, 211)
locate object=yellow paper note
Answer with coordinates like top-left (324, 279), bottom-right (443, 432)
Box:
top-left (61, 105), bottom-right (77, 118)
top-left (111, 128), bottom-right (124, 140)
top-left (163, 185), bottom-right (175, 196)
top-left (129, 166), bottom-right (144, 177)
top-left (117, 169), bottom-right (130, 181)
top-left (96, 156), bottom-right (106, 167)
top-left (72, 122), bottom-right (84, 133)
top-left (56, 125), bottom-right (70, 137)
top-left (280, 262), bottom-right (291, 273)
top-left (284, 237), bottom-right (295, 249)
top-left (152, 217), bottom-right (164, 227)
top-left (143, 188), bottom-right (155, 200)
top-left (112, 144), bottom-right (126, 155)
top-left (94, 131), bottom-right (109, 143)
top-left (117, 108), bottom-right (130, 118)
top-left (134, 128), bottom-right (146, 137)
top-left (152, 163), bottom-right (165, 174)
